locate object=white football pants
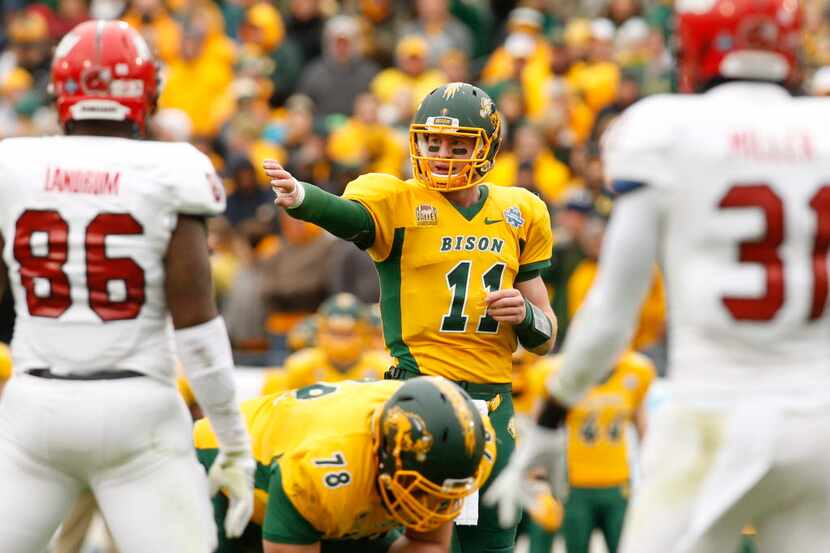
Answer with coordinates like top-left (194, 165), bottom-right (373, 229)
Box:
top-left (620, 397), bottom-right (830, 553)
top-left (0, 373), bottom-right (217, 553)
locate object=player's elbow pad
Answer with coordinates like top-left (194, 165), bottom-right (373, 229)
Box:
top-left (175, 316), bottom-right (250, 454)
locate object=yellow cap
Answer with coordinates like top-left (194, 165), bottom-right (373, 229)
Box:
top-left (0, 343), bottom-right (12, 381)
top-left (564, 18), bottom-right (592, 48)
top-left (1, 67), bottom-right (33, 95)
top-left (9, 11), bottom-right (49, 43)
top-left (246, 2), bottom-right (285, 52)
top-left (396, 35), bottom-right (429, 59)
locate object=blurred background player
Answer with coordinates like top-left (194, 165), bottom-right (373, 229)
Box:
top-left (525, 351), bottom-right (654, 553)
top-left (489, 1), bottom-right (830, 553)
top-left (509, 346), bottom-right (565, 553)
top-left (0, 20), bottom-right (253, 552)
top-left (261, 293), bottom-right (389, 395)
top-left (194, 376), bottom-right (496, 553)
top-left (266, 81), bottom-right (556, 553)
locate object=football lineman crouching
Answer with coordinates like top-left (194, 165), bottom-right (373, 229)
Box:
top-left (195, 377), bottom-right (496, 552)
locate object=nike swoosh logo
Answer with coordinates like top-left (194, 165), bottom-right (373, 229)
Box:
top-left (484, 218), bottom-right (503, 225)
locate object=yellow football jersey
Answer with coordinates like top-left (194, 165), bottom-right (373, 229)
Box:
top-left (195, 380), bottom-right (405, 539)
top-left (511, 348), bottom-right (541, 416)
top-left (342, 174), bottom-right (553, 383)
top-left (533, 352), bottom-right (655, 487)
top-left (260, 348), bottom-right (390, 396)
top-left (568, 261), bottom-right (666, 351)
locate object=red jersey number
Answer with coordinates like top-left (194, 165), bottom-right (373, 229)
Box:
top-left (719, 184), bottom-right (830, 322)
top-left (14, 209), bottom-right (146, 321)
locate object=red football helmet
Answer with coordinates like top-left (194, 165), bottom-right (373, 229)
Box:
top-left (676, 0), bottom-right (802, 92)
top-left (51, 20), bottom-right (158, 133)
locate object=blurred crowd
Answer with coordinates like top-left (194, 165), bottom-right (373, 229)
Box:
top-left (2, 0), bottom-right (830, 369)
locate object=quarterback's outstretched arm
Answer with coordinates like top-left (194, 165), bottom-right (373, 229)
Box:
top-left (548, 186), bottom-right (660, 405)
top-left (265, 160), bottom-right (375, 248)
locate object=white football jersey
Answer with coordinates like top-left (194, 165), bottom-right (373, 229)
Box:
top-left (0, 136), bottom-right (225, 380)
top-left (603, 82), bottom-right (830, 393)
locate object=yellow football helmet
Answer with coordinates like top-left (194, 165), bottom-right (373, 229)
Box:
top-left (317, 294), bottom-right (366, 368)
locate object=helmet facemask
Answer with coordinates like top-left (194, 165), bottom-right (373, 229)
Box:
top-left (377, 470), bottom-right (474, 532)
top-left (409, 118), bottom-right (496, 192)
top-left (372, 406), bottom-right (480, 532)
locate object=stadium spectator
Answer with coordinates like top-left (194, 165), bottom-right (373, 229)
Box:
top-left (398, 0), bottom-right (473, 65)
top-left (157, 15), bottom-right (236, 138)
top-left (237, 2), bottom-right (303, 106)
top-left (327, 92), bottom-right (406, 179)
top-left (225, 156), bottom-right (272, 227)
top-left (370, 34), bottom-right (446, 113)
top-left (149, 107), bottom-right (193, 142)
top-left (279, 94), bottom-right (331, 189)
top-left (544, 189), bottom-right (593, 348)
top-left (325, 238), bottom-right (381, 304)
top-left (284, 0), bottom-right (325, 63)
top-left (1, 10), bottom-right (52, 116)
top-left (297, 15), bottom-right (379, 119)
top-left (569, 18), bottom-right (621, 113)
top-left (591, 70), bottom-right (642, 142)
top-left (121, 0), bottom-right (182, 63)
top-left (208, 216), bottom-right (250, 309)
top-left (256, 212), bottom-right (337, 361)
top-left (489, 122), bottom-right (571, 204)
top-left (481, 7), bottom-right (551, 86)
top-left (0, 67), bottom-right (34, 137)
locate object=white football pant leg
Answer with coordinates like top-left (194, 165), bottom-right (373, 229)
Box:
top-left (0, 376), bottom-right (84, 552)
top-left (751, 406), bottom-right (830, 553)
top-left (619, 402), bottom-right (742, 553)
top-left (87, 377), bottom-right (217, 553)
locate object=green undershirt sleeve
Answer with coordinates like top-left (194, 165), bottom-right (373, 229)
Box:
top-left (287, 182), bottom-right (376, 249)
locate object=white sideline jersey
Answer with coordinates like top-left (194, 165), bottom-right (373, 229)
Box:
top-left (604, 82), bottom-right (830, 395)
top-left (0, 136), bottom-right (225, 380)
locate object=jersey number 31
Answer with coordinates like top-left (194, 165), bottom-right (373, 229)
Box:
top-left (719, 184), bottom-right (830, 321)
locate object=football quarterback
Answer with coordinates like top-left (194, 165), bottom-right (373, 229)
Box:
top-left (265, 82), bottom-right (556, 552)
top-left (195, 377), bottom-right (496, 553)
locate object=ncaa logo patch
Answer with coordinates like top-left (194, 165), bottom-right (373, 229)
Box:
top-left (415, 204), bottom-right (438, 226)
top-left (504, 206), bottom-right (524, 228)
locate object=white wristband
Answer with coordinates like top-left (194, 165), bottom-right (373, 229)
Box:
top-left (174, 316), bottom-right (250, 454)
top-left (286, 180), bottom-right (306, 209)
